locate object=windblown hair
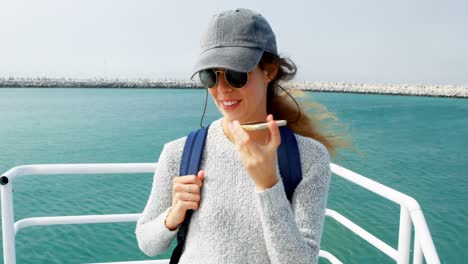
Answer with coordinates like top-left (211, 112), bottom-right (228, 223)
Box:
top-left (258, 52), bottom-right (354, 158)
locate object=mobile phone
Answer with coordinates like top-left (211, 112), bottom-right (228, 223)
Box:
top-left (240, 120), bottom-right (287, 131)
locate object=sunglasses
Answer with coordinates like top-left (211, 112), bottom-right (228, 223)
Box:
top-left (199, 68), bottom-right (249, 89)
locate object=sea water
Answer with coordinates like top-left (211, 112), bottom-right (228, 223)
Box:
top-left (0, 88), bottom-right (466, 263)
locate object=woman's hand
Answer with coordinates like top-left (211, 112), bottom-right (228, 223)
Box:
top-left (228, 114), bottom-right (281, 190)
top-left (165, 170), bottom-right (204, 231)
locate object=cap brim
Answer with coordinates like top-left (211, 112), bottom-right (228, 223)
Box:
top-left (190, 47), bottom-right (264, 80)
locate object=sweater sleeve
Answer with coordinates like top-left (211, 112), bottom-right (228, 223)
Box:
top-left (135, 142), bottom-right (181, 257)
top-left (254, 141), bottom-right (331, 264)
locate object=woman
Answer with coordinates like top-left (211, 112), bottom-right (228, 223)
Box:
top-left (136, 8), bottom-right (344, 264)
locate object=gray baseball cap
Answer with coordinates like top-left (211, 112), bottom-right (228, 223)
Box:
top-left (191, 8), bottom-right (278, 79)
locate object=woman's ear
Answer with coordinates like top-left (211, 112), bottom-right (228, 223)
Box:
top-left (263, 64), bottom-right (279, 83)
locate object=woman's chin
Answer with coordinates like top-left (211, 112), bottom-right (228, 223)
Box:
top-left (218, 108), bottom-right (241, 121)
top-left (220, 112), bottom-right (243, 123)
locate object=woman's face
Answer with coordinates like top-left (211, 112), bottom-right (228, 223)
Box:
top-left (207, 65), bottom-right (269, 124)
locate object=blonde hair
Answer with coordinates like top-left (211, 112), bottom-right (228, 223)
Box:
top-left (259, 52), bottom-right (356, 158)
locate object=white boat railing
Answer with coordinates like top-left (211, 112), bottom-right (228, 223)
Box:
top-left (0, 163), bottom-right (440, 264)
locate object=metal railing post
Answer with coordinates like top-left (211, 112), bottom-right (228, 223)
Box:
top-left (413, 231), bottom-right (423, 264)
top-left (1, 180), bottom-right (17, 264)
top-left (411, 210), bottom-right (440, 264)
top-left (397, 206), bottom-right (411, 264)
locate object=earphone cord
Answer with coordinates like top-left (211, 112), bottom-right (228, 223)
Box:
top-left (199, 89), bottom-right (209, 128)
top-left (276, 83), bottom-right (302, 123)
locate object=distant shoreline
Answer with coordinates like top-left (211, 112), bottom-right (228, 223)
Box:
top-left (1, 77), bottom-right (466, 98)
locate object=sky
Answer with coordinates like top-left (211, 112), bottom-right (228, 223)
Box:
top-left (0, 0), bottom-right (467, 85)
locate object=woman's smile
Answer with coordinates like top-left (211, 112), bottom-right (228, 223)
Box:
top-left (220, 99), bottom-right (242, 110)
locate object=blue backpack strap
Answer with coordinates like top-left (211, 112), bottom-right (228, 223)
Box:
top-left (277, 126), bottom-right (302, 201)
top-left (170, 126), bottom-right (209, 264)
top-left (179, 126), bottom-right (210, 176)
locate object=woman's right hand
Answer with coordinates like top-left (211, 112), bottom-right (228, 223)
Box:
top-left (165, 170), bottom-right (205, 231)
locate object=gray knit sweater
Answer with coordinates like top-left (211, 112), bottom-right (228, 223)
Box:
top-left (135, 118), bottom-right (331, 264)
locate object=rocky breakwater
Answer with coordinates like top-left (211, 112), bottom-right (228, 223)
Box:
top-left (0, 77), bottom-right (203, 89)
top-left (1, 77), bottom-right (467, 98)
top-left (287, 81), bottom-right (468, 98)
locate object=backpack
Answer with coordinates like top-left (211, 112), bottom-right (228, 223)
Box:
top-left (169, 125), bottom-right (302, 264)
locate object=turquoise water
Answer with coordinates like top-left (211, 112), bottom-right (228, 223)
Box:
top-left (0, 88), bottom-right (466, 263)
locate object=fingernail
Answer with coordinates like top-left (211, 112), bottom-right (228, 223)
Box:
top-left (233, 120), bottom-right (240, 128)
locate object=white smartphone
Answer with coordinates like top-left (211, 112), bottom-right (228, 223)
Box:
top-left (240, 120), bottom-right (287, 131)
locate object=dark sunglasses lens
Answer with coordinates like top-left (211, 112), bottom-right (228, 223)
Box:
top-left (225, 70), bottom-right (248, 88)
top-left (199, 70), bottom-right (217, 88)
